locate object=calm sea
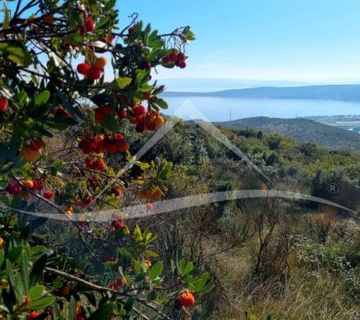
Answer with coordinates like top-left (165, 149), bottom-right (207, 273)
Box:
top-left (162, 97), bottom-right (360, 121)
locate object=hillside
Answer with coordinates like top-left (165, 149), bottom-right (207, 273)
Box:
top-left (215, 117), bottom-right (360, 152)
top-left (164, 84), bottom-right (360, 101)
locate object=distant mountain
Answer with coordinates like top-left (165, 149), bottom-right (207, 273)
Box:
top-left (164, 84), bottom-right (360, 101)
top-left (158, 78), bottom-right (307, 92)
top-left (215, 117), bottom-right (360, 152)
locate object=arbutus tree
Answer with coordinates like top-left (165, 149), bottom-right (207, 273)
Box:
top-left (0, 0), bottom-right (211, 319)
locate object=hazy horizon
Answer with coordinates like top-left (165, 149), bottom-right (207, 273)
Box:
top-left (158, 78), bottom-right (360, 92)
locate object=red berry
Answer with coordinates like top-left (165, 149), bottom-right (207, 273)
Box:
top-left (77, 63), bottom-right (91, 76)
top-left (115, 277), bottom-right (125, 289)
top-left (0, 97), bottom-right (8, 112)
top-left (133, 104), bottom-right (146, 116)
top-left (111, 219), bottom-right (126, 230)
top-left (130, 114), bottom-right (145, 124)
top-left (53, 107), bottom-right (70, 118)
top-left (32, 179), bottom-right (44, 191)
top-left (95, 105), bottom-right (112, 122)
top-left (178, 60), bottom-right (186, 69)
top-left (114, 132), bottom-right (125, 141)
top-left (85, 158), bottom-right (97, 170)
top-left (177, 52), bottom-right (186, 62)
top-left (168, 52), bottom-right (178, 62)
top-left (85, 17), bottom-right (95, 32)
top-left (87, 66), bottom-right (102, 80)
top-left (135, 121), bottom-right (146, 133)
top-left (96, 159), bottom-right (107, 170)
top-left (112, 185), bottom-right (122, 196)
top-left (179, 292), bottom-right (195, 308)
top-left (6, 182), bottom-right (22, 195)
top-left (83, 197), bottom-right (93, 206)
top-left (118, 109), bottom-right (127, 119)
top-left (117, 142), bottom-right (129, 152)
top-left (43, 190), bottom-right (54, 199)
top-left (29, 139), bottom-right (43, 151)
top-left (27, 311), bottom-right (41, 319)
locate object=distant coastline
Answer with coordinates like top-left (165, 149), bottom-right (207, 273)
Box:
top-left (163, 84), bottom-right (360, 102)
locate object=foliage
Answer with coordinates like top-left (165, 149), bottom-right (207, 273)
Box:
top-left (0, 0), bottom-right (211, 319)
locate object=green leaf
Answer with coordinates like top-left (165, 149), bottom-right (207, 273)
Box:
top-left (34, 90), bottom-right (50, 107)
top-left (149, 261), bottom-right (163, 280)
top-left (5, 45), bottom-right (33, 66)
top-left (184, 30), bottom-right (196, 41)
top-left (178, 260), bottom-right (193, 276)
top-left (30, 255), bottom-right (47, 287)
top-left (68, 296), bottom-right (76, 320)
top-left (192, 272), bottom-right (210, 292)
top-left (0, 43), bottom-right (9, 51)
top-left (6, 259), bottom-right (23, 303)
top-left (133, 225), bottom-right (143, 242)
top-left (116, 77), bottom-right (132, 89)
top-left (105, 0), bottom-right (116, 11)
top-left (0, 249), bottom-right (4, 267)
top-left (21, 250), bottom-right (30, 294)
top-left (148, 48), bottom-right (167, 61)
top-left (153, 98), bottom-right (168, 110)
top-left (96, 17), bottom-right (111, 30)
top-left (89, 303), bottom-right (115, 320)
top-left (27, 296), bottom-right (56, 309)
top-left (29, 285), bottom-right (46, 301)
top-left (2, 4), bottom-right (10, 29)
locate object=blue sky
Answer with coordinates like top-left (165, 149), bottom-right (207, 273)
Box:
top-left (121, 0), bottom-right (360, 85)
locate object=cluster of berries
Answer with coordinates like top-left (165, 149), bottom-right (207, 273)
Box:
top-left (77, 56), bottom-right (107, 80)
top-left (85, 157), bottom-right (107, 170)
top-left (162, 51), bottom-right (187, 69)
top-left (79, 133), bottom-right (129, 155)
top-left (6, 179), bottom-right (54, 199)
top-left (129, 105), bottom-right (165, 132)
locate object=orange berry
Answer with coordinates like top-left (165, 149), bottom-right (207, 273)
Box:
top-left (23, 179), bottom-right (34, 189)
top-left (65, 207), bottom-right (73, 216)
top-left (154, 115), bottom-right (165, 129)
top-left (179, 292), bottom-right (195, 308)
top-left (20, 147), bottom-right (41, 162)
top-left (94, 56), bottom-right (107, 69)
top-left (0, 237), bottom-right (4, 248)
top-left (144, 259), bottom-right (152, 269)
